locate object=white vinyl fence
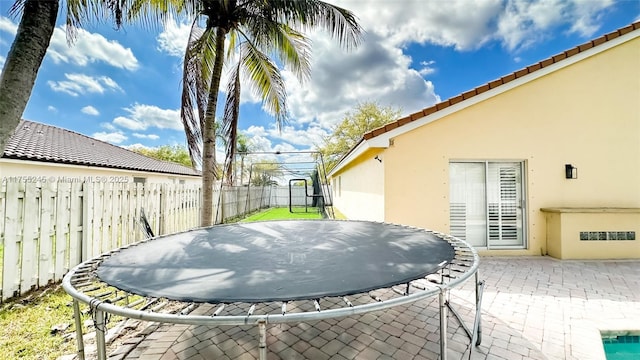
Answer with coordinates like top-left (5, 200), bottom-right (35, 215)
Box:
top-left (0, 182), bottom-right (324, 303)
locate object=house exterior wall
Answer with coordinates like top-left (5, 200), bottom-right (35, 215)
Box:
top-left (331, 148), bottom-right (385, 221)
top-left (376, 36), bottom-right (639, 256)
top-left (0, 159), bottom-right (201, 185)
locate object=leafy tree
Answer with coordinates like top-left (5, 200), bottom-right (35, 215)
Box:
top-left (130, 145), bottom-right (193, 167)
top-left (179, 0), bottom-right (362, 226)
top-left (318, 102), bottom-right (401, 171)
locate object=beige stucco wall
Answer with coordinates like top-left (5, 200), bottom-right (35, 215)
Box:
top-left (0, 159), bottom-right (201, 185)
top-left (541, 208), bottom-right (640, 259)
top-left (341, 35), bottom-right (639, 257)
top-left (331, 148), bottom-right (385, 221)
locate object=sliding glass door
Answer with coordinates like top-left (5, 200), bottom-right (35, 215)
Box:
top-left (449, 162), bottom-right (525, 248)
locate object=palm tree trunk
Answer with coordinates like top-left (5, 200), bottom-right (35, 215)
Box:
top-left (0, 0), bottom-right (58, 153)
top-left (200, 27), bottom-right (227, 227)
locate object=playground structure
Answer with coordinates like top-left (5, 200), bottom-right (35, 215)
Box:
top-left (218, 150), bottom-right (334, 219)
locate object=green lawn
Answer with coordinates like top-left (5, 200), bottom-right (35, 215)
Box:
top-left (241, 206), bottom-right (324, 222)
top-left (0, 286), bottom-right (84, 360)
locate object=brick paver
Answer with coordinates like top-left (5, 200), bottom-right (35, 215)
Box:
top-left (87, 257), bottom-right (640, 360)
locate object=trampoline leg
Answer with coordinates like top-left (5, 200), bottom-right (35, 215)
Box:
top-left (439, 290), bottom-right (448, 360)
top-left (95, 309), bottom-right (107, 360)
top-left (72, 299), bottom-right (86, 360)
top-left (475, 272), bottom-right (483, 346)
top-left (258, 320), bottom-right (267, 360)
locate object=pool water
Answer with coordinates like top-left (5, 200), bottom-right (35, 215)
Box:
top-left (602, 335), bottom-right (640, 360)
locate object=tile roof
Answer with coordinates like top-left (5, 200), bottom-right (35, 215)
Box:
top-left (2, 120), bottom-right (201, 177)
top-left (362, 21), bottom-right (640, 141)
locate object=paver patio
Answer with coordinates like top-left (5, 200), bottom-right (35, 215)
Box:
top-left (101, 257), bottom-right (640, 360)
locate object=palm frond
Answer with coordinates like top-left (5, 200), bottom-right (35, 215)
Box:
top-left (267, 0), bottom-right (363, 49)
top-left (180, 20), bottom-right (216, 167)
top-left (242, 17), bottom-right (312, 82)
top-left (240, 41), bottom-right (288, 129)
top-left (222, 62), bottom-right (242, 184)
top-left (8, 0), bottom-right (27, 18)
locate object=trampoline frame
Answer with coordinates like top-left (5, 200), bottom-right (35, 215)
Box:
top-left (63, 224), bottom-right (483, 360)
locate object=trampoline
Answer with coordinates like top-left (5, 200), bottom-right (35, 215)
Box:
top-left (63, 220), bottom-right (484, 360)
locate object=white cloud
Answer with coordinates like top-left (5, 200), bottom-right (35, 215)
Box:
top-left (47, 106), bottom-right (58, 113)
top-left (282, 31), bottom-right (440, 131)
top-left (157, 17), bottom-right (191, 57)
top-left (495, 0), bottom-right (614, 51)
top-left (48, 73), bottom-right (122, 97)
top-left (568, 0), bottom-right (616, 37)
top-left (112, 103), bottom-right (183, 131)
top-left (93, 131), bottom-right (127, 144)
top-left (100, 122), bottom-right (117, 131)
top-left (132, 133), bottom-right (160, 140)
top-left (334, 0), bottom-right (615, 52)
top-left (267, 125), bottom-right (328, 148)
top-left (246, 125), bottom-right (268, 138)
top-left (113, 116), bottom-right (146, 130)
top-left (418, 60), bottom-right (437, 76)
top-left (81, 105), bottom-right (100, 116)
top-left (125, 143), bottom-right (153, 150)
top-left (47, 25), bottom-right (138, 70)
top-left (0, 55), bottom-right (5, 69)
top-left (0, 17), bottom-right (17, 36)
top-left (334, 0), bottom-right (502, 50)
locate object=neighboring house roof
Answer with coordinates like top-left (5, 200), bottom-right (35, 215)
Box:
top-left (330, 21), bottom-right (640, 176)
top-left (2, 120), bottom-right (201, 177)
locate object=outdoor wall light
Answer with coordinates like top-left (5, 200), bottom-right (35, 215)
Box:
top-left (565, 164), bottom-right (578, 179)
top-left (374, 155), bottom-right (382, 163)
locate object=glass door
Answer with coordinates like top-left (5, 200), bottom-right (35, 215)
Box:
top-left (449, 162), bottom-right (525, 248)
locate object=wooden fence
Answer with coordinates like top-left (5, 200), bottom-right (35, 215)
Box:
top-left (0, 182), bottom-right (323, 303)
top-left (0, 181), bottom-right (206, 303)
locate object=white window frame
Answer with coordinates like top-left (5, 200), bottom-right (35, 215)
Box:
top-left (449, 160), bottom-right (528, 250)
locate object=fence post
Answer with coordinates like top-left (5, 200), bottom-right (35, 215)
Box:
top-left (38, 181), bottom-right (56, 287)
top-left (54, 182), bottom-right (71, 281)
top-left (159, 184), bottom-right (166, 235)
top-left (2, 183), bottom-right (23, 301)
top-left (81, 182), bottom-right (92, 262)
top-left (21, 183), bottom-right (41, 293)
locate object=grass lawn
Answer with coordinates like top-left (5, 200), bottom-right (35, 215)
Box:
top-left (0, 285), bottom-right (85, 360)
top-left (241, 206), bottom-right (324, 222)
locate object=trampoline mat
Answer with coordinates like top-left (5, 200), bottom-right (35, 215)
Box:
top-left (96, 220), bottom-right (455, 303)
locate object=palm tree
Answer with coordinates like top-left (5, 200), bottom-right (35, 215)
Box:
top-left (0, 0), bottom-right (58, 154)
top-left (235, 133), bottom-right (252, 185)
top-left (0, 0), bottom-right (179, 154)
top-left (224, 132), bottom-right (252, 185)
top-left (180, 0), bottom-right (362, 226)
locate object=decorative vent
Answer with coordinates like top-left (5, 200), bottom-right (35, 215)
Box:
top-left (580, 231), bottom-right (636, 241)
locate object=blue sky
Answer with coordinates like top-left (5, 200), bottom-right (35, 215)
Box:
top-left (0, 0), bottom-right (638, 163)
